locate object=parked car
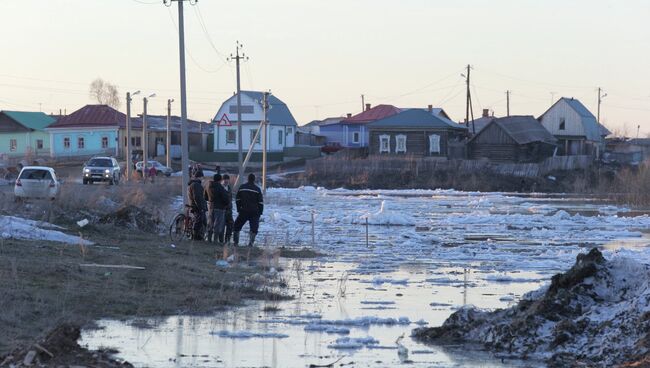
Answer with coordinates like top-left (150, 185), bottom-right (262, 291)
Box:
top-left (134, 160), bottom-right (173, 176)
top-left (83, 157), bottom-right (121, 185)
top-left (14, 166), bottom-right (60, 200)
top-left (321, 142), bottom-right (343, 154)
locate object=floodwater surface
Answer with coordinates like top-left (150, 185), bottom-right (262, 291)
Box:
top-left (82, 188), bottom-right (650, 367)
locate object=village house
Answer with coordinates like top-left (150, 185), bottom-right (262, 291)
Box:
top-left (212, 91), bottom-right (297, 162)
top-left (467, 115), bottom-right (557, 162)
top-left (45, 105), bottom-right (122, 158)
top-left (320, 104), bottom-right (401, 148)
top-left (127, 114), bottom-right (209, 160)
top-left (367, 107), bottom-right (467, 157)
top-left (538, 97), bottom-right (610, 156)
top-left (0, 111), bottom-right (56, 159)
top-left (464, 109), bottom-right (497, 135)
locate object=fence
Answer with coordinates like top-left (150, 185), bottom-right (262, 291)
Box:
top-left (306, 155), bottom-right (594, 180)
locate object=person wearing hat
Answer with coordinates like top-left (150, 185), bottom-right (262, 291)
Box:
top-left (204, 173), bottom-right (229, 243)
top-left (233, 173), bottom-right (263, 247)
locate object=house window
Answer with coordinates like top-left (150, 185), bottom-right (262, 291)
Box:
top-left (131, 137), bottom-right (141, 147)
top-left (287, 127), bottom-right (293, 135)
top-left (9, 139), bottom-right (17, 152)
top-left (63, 137), bottom-right (70, 149)
top-left (226, 129), bottom-right (237, 144)
top-left (229, 105), bottom-right (254, 114)
top-left (36, 139), bottom-right (44, 150)
top-left (101, 136), bottom-right (109, 149)
top-left (429, 134), bottom-right (441, 154)
top-left (379, 134), bottom-right (390, 153)
top-left (352, 132), bottom-right (360, 144)
top-left (559, 118), bottom-right (566, 130)
top-left (250, 129), bottom-right (260, 144)
top-left (396, 134), bottom-right (407, 153)
top-left (278, 130), bottom-right (283, 145)
top-left (78, 137), bottom-right (85, 149)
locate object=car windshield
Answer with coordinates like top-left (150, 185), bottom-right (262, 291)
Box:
top-left (87, 158), bottom-right (112, 167)
top-left (19, 169), bottom-right (52, 180)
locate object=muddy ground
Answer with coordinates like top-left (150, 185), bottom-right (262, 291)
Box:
top-left (0, 190), bottom-right (317, 367)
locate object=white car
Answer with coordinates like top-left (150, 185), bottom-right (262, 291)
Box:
top-left (14, 166), bottom-right (60, 200)
top-left (135, 160), bottom-right (173, 176)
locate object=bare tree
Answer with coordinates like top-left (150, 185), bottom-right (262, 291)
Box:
top-left (89, 78), bottom-right (120, 109)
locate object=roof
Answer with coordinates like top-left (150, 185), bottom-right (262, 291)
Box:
top-left (368, 108), bottom-right (467, 130)
top-left (237, 91), bottom-right (297, 126)
top-left (1, 111), bottom-right (56, 130)
top-left (470, 115), bottom-right (557, 145)
top-left (540, 98), bottom-right (611, 140)
top-left (464, 116), bottom-right (496, 134)
top-left (630, 138), bottom-right (650, 146)
top-left (341, 104), bottom-right (401, 124)
top-left (47, 105), bottom-right (125, 129)
top-left (304, 117), bottom-right (345, 127)
top-left (131, 115), bottom-right (209, 133)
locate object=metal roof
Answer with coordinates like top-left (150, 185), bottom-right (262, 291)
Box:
top-left (47, 105), bottom-right (125, 129)
top-left (470, 115), bottom-right (557, 145)
top-left (237, 91), bottom-right (298, 126)
top-left (540, 98), bottom-right (611, 141)
top-left (341, 104), bottom-right (401, 124)
top-left (303, 117), bottom-right (345, 127)
top-left (1, 111), bottom-right (56, 130)
top-left (132, 115), bottom-right (210, 133)
top-left (368, 108), bottom-right (467, 130)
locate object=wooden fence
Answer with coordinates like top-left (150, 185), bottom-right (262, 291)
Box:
top-left (306, 155), bottom-right (593, 179)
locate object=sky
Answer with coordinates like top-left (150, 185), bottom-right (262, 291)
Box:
top-left (1, 0), bottom-right (649, 136)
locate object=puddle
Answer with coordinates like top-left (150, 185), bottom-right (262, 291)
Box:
top-left (81, 188), bottom-right (650, 367)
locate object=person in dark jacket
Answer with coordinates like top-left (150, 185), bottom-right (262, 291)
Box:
top-left (204, 174), bottom-right (229, 243)
top-left (220, 174), bottom-right (234, 244)
top-left (233, 173), bottom-right (263, 247)
top-left (187, 177), bottom-right (207, 240)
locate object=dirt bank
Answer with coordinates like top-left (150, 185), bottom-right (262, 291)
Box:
top-left (412, 248), bottom-right (650, 367)
top-left (0, 222), bottom-right (301, 365)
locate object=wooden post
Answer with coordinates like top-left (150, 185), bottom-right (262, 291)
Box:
top-left (311, 210), bottom-right (315, 246)
top-left (365, 217), bottom-right (369, 247)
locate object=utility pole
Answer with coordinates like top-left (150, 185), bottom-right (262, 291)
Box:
top-left (167, 98), bottom-right (174, 168)
top-left (361, 94), bottom-right (365, 112)
top-left (142, 93), bottom-right (156, 182)
top-left (597, 87), bottom-right (607, 124)
top-left (229, 41), bottom-right (248, 185)
top-left (125, 91), bottom-right (140, 181)
top-left (261, 91), bottom-right (270, 194)
top-left (506, 90), bottom-right (510, 117)
top-left (164, 0), bottom-right (196, 204)
top-left (462, 64), bottom-right (475, 134)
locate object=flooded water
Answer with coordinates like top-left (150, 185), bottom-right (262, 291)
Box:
top-left (81, 188), bottom-right (650, 367)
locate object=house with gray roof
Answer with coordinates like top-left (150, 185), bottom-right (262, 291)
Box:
top-left (211, 91), bottom-right (298, 162)
top-left (468, 115), bottom-right (557, 162)
top-left (367, 107), bottom-right (467, 158)
top-left (538, 97), bottom-right (611, 156)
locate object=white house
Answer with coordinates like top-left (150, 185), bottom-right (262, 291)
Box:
top-left (538, 97), bottom-right (610, 156)
top-left (213, 91), bottom-right (297, 157)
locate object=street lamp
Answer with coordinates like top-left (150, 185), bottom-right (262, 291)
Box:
top-left (142, 93), bottom-right (156, 182)
top-left (167, 98), bottom-right (175, 168)
top-left (126, 90), bottom-right (140, 181)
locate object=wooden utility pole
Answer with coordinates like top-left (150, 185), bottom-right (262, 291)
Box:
top-left (506, 90), bottom-right (510, 117)
top-left (463, 64), bottom-right (475, 134)
top-left (125, 91), bottom-right (140, 181)
top-left (261, 92), bottom-right (270, 194)
top-left (361, 94), bottom-right (365, 112)
top-left (142, 97), bottom-right (148, 181)
top-left (597, 87), bottom-right (607, 124)
top-left (230, 41), bottom-right (247, 185)
top-left (166, 98), bottom-right (174, 169)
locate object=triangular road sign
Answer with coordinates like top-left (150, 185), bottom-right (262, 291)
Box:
top-left (216, 113), bottom-right (231, 126)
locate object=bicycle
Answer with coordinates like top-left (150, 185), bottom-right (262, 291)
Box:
top-left (169, 205), bottom-right (205, 242)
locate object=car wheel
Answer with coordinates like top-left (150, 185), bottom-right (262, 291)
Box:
top-left (83, 179), bottom-right (88, 185)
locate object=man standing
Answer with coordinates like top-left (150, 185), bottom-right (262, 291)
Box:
top-left (220, 174), bottom-right (234, 244)
top-left (187, 173), bottom-right (207, 241)
top-left (233, 173), bottom-right (263, 247)
top-left (204, 173), bottom-right (229, 243)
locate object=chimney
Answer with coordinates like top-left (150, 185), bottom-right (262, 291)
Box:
top-left (346, 113), bottom-right (352, 118)
top-left (482, 108), bottom-right (489, 118)
top-left (365, 103), bottom-right (371, 111)
top-left (427, 104), bottom-right (433, 113)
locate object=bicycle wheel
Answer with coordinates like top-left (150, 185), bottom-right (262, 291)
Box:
top-left (169, 214), bottom-right (186, 243)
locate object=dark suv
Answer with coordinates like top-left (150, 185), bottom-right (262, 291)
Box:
top-left (82, 157), bottom-right (121, 185)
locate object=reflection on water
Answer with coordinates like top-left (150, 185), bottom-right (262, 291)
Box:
top-left (81, 189), bottom-right (650, 367)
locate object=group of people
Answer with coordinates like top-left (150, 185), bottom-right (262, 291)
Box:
top-left (186, 167), bottom-right (263, 247)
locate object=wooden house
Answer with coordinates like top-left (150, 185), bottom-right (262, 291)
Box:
top-left (538, 97), bottom-right (610, 156)
top-left (467, 115), bottom-right (557, 162)
top-left (320, 104), bottom-right (401, 148)
top-left (368, 107), bottom-right (467, 157)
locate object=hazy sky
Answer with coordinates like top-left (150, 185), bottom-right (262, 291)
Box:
top-left (1, 0), bottom-right (649, 136)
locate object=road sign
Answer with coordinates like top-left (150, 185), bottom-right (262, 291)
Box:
top-left (216, 113), bottom-right (231, 126)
